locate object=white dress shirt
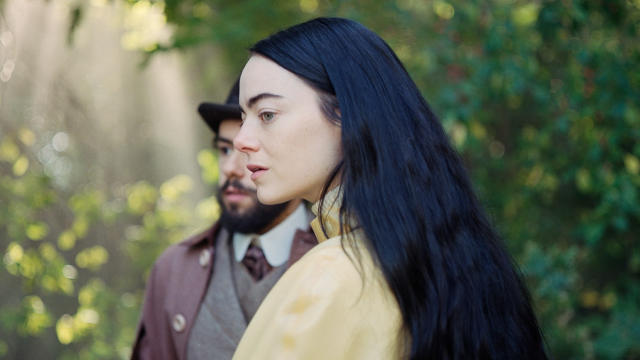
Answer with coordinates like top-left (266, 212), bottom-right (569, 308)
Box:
top-left (233, 203), bottom-right (310, 267)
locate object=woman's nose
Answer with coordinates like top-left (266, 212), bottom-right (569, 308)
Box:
top-left (233, 121), bottom-right (259, 154)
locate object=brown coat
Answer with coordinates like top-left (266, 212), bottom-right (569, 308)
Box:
top-left (130, 222), bottom-right (317, 360)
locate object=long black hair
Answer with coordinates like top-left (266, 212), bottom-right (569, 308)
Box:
top-left (251, 17), bottom-right (547, 359)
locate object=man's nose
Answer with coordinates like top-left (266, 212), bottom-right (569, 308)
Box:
top-left (222, 150), bottom-right (246, 178)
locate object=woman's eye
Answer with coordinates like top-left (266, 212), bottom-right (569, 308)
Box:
top-left (260, 112), bottom-right (275, 122)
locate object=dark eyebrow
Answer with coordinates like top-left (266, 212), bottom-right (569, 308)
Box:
top-left (244, 92), bottom-right (283, 110)
top-left (213, 136), bottom-right (233, 145)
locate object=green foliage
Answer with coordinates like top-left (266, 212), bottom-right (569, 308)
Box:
top-left (3, 0), bottom-right (639, 359)
top-left (0, 128), bottom-right (216, 358)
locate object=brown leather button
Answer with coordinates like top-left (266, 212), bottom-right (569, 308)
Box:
top-left (199, 249), bottom-right (211, 267)
top-left (172, 314), bottom-right (186, 332)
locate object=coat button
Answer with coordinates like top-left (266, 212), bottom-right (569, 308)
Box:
top-left (172, 314), bottom-right (186, 332)
top-left (199, 249), bottom-right (211, 267)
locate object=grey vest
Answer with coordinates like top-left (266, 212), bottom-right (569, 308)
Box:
top-left (186, 231), bottom-right (286, 360)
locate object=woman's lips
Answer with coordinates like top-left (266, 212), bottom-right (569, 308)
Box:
top-left (250, 169), bottom-right (267, 181)
top-left (247, 164), bottom-right (268, 181)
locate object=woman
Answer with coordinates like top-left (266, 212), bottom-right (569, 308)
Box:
top-left (232, 17), bottom-right (547, 359)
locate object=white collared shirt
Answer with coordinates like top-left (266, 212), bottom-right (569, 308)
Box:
top-left (233, 203), bottom-right (310, 267)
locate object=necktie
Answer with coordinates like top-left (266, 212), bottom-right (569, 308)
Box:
top-left (242, 242), bottom-right (273, 281)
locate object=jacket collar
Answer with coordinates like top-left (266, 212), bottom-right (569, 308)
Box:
top-left (181, 222), bottom-right (220, 248)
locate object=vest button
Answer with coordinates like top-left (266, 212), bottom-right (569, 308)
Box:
top-left (199, 249), bottom-right (211, 267)
top-left (172, 314), bottom-right (186, 332)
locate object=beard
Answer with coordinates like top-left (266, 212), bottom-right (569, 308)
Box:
top-left (216, 179), bottom-right (290, 234)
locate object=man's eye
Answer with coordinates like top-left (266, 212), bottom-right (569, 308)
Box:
top-left (217, 146), bottom-right (232, 155)
top-left (260, 112), bottom-right (275, 122)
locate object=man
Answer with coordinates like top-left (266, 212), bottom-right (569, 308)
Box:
top-left (131, 80), bottom-right (317, 360)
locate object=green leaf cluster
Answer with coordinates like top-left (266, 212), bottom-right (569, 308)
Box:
top-left (0, 128), bottom-right (216, 358)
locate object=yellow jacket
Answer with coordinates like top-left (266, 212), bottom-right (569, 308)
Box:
top-left (233, 188), bottom-right (403, 359)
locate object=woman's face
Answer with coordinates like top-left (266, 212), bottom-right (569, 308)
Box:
top-left (234, 55), bottom-right (342, 205)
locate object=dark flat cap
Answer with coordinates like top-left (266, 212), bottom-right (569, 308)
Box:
top-left (198, 79), bottom-right (241, 133)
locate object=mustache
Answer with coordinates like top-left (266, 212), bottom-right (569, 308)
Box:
top-left (220, 179), bottom-right (257, 194)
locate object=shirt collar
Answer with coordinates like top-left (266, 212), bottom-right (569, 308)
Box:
top-left (233, 203), bottom-right (311, 267)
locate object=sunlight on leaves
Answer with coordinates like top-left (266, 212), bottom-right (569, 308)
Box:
top-left (575, 168), bottom-right (592, 192)
top-left (23, 296), bottom-right (52, 335)
top-left (512, 3), bottom-right (540, 27)
top-left (75, 246), bottom-right (109, 271)
top-left (526, 165), bottom-right (544, 188)
top-left (4, 242), bottom-right (24, 265)
top-left (72, 216), bottom-right (89, 238)
top-left (127, 181), bottom-right (158, 215)
top-left (0, 138), bottom-right (19, 162)
top-left (13, 155), bottom-right (29, 176)
top-left (69, 190), bottom-right (105, 215)
top-left (624, 154), bottom-right (639, 175)
top-left (449, 122), bottom-right (467, 149)
top-left (3, 242), bottom-right (24, 275)
top-left (469, 121), bottom-right (487, 140)
top-left (56, 314), bottom-right (74, 344)
top-left (18, 128), bottom-right (35, 146)
top-left (74, 308), bottom-right (100, 333)
top-left (19, 251), bottom-right (44, 279)
top-left (299, 0), bottom-right (318, 13)
top-left (62, 264), bottom-right (78, 280)
top-left (197, 149), bottom-right (219, 184)
top-left (196, 196), bottom-right (220, 222)
top-left (121, 0), bottom-right (171, 51)
top-left (192, 2), bottom-right (212, 19)
top-left (78, 279), bottom-right (106, 306)
top-left (26, 222), bottom-right (49, 241)
top-left (42, 275), bottom-right (58, 292)
top-left (433, 1), bottom-right (454, 20)
top-left (160, 174), bottom-right (192, 203)
top-left (58, 230), bottom-right (77, 250)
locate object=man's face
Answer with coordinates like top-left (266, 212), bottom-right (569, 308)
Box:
top-left (216, 119), bottom-right (258, 215)
top-left (215, 119), bottom-right (289, 234)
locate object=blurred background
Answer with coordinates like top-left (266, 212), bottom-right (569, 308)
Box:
top-left (0, 0), bottom-right (638, 359)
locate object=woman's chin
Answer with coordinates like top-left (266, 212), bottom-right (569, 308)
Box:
top-left (256, 189), bottom-right (292, 206)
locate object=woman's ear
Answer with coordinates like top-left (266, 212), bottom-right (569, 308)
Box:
top-left (334, 107), bottom-right (342, 121)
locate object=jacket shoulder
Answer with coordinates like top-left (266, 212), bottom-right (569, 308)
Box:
top-left (150, 224), bottom-right (219, 278)
top-left (286, 237), bottom-right (362, 292)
